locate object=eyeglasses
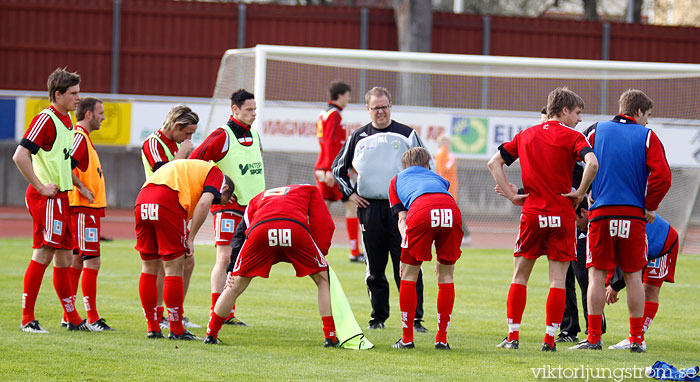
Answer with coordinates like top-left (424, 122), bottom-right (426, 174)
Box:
top-left (369, 105), bottom-right (391, 112)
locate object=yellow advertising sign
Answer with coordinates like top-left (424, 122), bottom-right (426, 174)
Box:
top-left (23, 98), bottom-right (131, 146)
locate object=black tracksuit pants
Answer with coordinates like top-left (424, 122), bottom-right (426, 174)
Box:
top-left (357, 198), bottom-right (424, 325)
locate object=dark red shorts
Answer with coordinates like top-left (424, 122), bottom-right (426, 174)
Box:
top-left (135, 203), bottom-right (188, 261)
top-left (212, 211), bottom-right (243, 246)
top-left (231, 220), bottom-right (328, 278)
top-left (71, 211), bottom-right (101, 257)
top-left (514, 212), bottom-right (576, 262)
top-left (401, 194), bottom-right (462, 266)
top-left (315, 170), bottom-right (343, 202)
top-left (587, 216), bottom-right (647, 272)
top-left (26, 186), bottom-right (73, 250)
top-left (644, 229), bottom-right (679, 287)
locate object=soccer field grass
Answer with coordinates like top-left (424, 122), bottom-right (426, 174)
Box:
top-left (2, 238), bottom-right (699, 381)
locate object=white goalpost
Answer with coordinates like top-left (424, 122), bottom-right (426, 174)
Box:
top-left (205, 44), bottom-right (700, 252)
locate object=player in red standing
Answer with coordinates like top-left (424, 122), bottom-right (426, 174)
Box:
top-left (141, 105), bottom-right (200, 329)
top-left (204, 184), bottom-right (337, 347)
top-left (488, 87), bottom-right (598, 351)
top-left (13, 68), bottom-right (93, 332)
top-left (314, 81), bottom-right (363, 263)
top-left (389, 148), bottom-right (462, 350)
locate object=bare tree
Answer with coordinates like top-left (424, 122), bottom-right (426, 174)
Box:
top-left (393, 0), bottom-right (432, 106)
top-left (583, 0), bottom-right (598, 20)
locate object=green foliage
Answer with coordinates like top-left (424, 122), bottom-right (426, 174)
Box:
top-left (1, 238), bottom-right (699, 381)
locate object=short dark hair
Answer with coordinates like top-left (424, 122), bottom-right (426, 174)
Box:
top-left (47, 67), bottom-right (80, 102)
top-left (230, 89), bottom-right (255, 108)
top-left (540, 107), bottom-right (547, 115)
top-left (546, 87), bottom-right (584, 118)
top-left (329, 81), bottom-right (351, 101)
top-left (619, 89), bottom-right (653, 116)
top-left (76, 97), bottom-right (102, 121)
top-left (222, 175), bottom-right (235, 202)
top-left (576, 198), bottom-right (588, 217)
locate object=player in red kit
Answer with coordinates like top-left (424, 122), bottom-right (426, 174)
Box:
top-left (314, 81), bottom-right (363, 263)
top-left (204, 184), bottom-right (337, 347)
top-left (488, 87), bottom-right (598, 351)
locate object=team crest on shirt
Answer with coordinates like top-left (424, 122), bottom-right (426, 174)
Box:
top-left (85, 228), bottom-right (98, 242)
top-left (52, 220), bottom-right (63, 235)
top-left (221, 219), bottom-right (235, 233)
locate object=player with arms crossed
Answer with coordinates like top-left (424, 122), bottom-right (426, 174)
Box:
top-left (488, 87), bottom-right (598, 351)
top-left (389, 148), bottom-right (463, 350)
top-left (204, 184), bottom-right (337, 347)
top-left (135, 160), bottom-right (234, 340)
top-left (571, 89), bottom-right (671, 352)
top-left (141, 105), bottom-right (200, 329)
top-left (65, 97), bottom-right (113, 331)
top-left (13, 68), bottom-right (95, 333)
top-left (314, 81), bottom-right (363, 263)
top-left (189, 89), bottom-right (264, 326)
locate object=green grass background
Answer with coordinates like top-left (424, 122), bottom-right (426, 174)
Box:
top-left (1, 238), bottom-right (698, 381)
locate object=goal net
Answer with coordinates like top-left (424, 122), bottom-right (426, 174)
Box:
top-left (204, 45), bottom-right (700, 253)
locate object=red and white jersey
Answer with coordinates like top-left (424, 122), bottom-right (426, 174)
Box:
top-left (314, 103), bottom-right (346, 171)
top-left (499, 120), bottom-right (592, 216)
top-left (141, 129), bottom-right (179, 173)
top-left (71, 125), bottom-right (90, 172)
top-left (21, 105), bottom-right (73, 154)
top-left (243, 184), bottom-right (334, 255)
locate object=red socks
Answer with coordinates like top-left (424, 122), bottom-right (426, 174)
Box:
top-left (82, 268), bottom-right (99, 323)
top-left (207, 312), bottom-right (226, 339)
top-left (54, 266), bottom-right (82, 325)
top-left (506, 283), bottom-right (527, 341)
top-left (436, 283), bottom-right (455, 344)
top-left (212, 292), bottom-right (237, 320)
top-left (157, 305), bottom-right (165, 321)
top-left (399, 280), bottom-right (417, 343)
top-left (587, 314), bottom-right (603, 344)
top-left (346, 217), bottom-right (360, 257)
top-left (21, 260), bottom-right (48, 325)
top-left (544, 287), bottom-right (566, 347)
top-left (643, 300), bottom-right (659, 335)
top-left (164, 275), bottom-right (184, 335)
top-left (629, 316), bottom-right (644, 344)
top-left (322, 316), bottom-right (337, 341)
top-left (139, 272), bottom-right (160, 332)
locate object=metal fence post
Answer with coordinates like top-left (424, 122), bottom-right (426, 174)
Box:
top-left (110, 0), bottom-right (121, 94)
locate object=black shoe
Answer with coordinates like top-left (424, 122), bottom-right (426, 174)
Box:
top-left (435, 342), bottom-right (451, 350)
top-left (146, 330), bottom-right (165, 339)
top-left (324, 338), bottom-right (339, 348)
top-left (168, 330), bottom-right (199, 340)
top-left (414, 321), bottom-right (428, 333)
top-left (68, 319), bottom-right (93, 332)
top-left (349, 254), bottom-right (365, 263)
top-left (541, 342), bottom-right (557, 352)
top-left (569, 339), bottom-right (603, 350)
top-left (20, 320), bottom-right (49, 333)
top-left (203, 335), bottom-right (222, 344)
top-left (223, 317), bottom-right (248, 326)
top-left (496, 337), bottom-right (519, 349)
top-left (367, 321), bottom-right (385, 330)
top-left (555, 333), bottom-right (578, 343)
top-left (392, 339), bottom-right (415, 349)
top-left (630, 342), bottom-right (646, 353)
top-left (87, 318), bottom-right (115, 331)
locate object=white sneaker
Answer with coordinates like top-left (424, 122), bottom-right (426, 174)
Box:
top-left (609, 338), bottom-right (646, 351)
top-left (20, 320), bottom-right (49, 333)
top-left (159, 317), bottom-right (170, 329)
top-left (182, 317), bottom-right (201, 329)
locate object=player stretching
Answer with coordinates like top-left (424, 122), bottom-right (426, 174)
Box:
top-left (488, 87), bottom-right (598, 351)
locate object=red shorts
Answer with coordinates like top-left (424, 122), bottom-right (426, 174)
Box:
top-left (71, 211), bottom-right (101, 257)
top-left (26, 186), bottom-right (73, 250)
top-left (135, 203), bottom-right (188, 261)
top-left (587, 215), bottom-right (647, 272)
top-left (315, 170), bottom-right (343, 202)
top-left (514, 212), bottom-right (576, 262)
top-left (212, 211), bottom-right (243, 246)
top-left (401, 194), bottom-right (463, 266)
top-left (231, 220), bottom-right (328, 278)
top-left (644, 229), bottom-right (679, 287)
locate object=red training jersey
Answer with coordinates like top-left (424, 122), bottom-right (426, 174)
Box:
top-left (500, 120), bottom-right (592, 216)
top-left (243, 184), bottom-right (334, 255)
top-left (21, 105), bottom-right (74, 154)
top-left (141, 129), bottom-right (179, 173)
top-left (314, 103), bottom-right (346, 171)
